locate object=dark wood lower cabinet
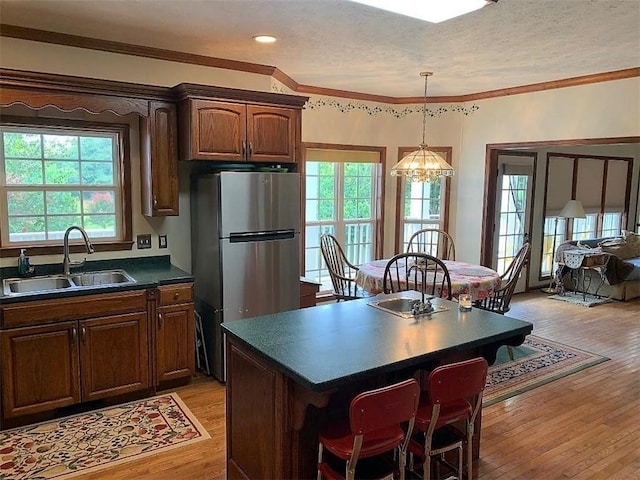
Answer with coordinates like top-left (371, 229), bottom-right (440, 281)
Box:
top-left (156, 304), bottom-right (195, 383)
top-left (80, 312), bottom-right (149, 401)
top-left (1, 321), bottom-right (80, 418)
top-left (0, 283), bottom-right (195, 429)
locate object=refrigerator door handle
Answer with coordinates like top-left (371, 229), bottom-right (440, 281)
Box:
top-left (229, 230), bottom-right (296, 243)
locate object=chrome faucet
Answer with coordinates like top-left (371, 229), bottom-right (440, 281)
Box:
top-left (407, 263), bottom-right (434, 316)
top-left (62, 226), bottom-right (95, 275)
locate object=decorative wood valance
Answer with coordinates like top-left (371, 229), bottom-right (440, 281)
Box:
top-left (0, 68), bottom-right (173, 117)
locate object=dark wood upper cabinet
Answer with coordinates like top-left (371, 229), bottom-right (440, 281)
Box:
top-left (183, 99), bottom-right (246, 161)
top-left (174, 83), bottom-right (307, 163)
top-left (140, 100), bottom-right (179, 216)
top-left (247, 105), bottom-right (298, 163)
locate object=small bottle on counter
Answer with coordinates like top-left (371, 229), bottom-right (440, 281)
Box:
top-left (18, 248), bottom-right (35, 277)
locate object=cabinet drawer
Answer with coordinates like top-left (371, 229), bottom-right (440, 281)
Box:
top-left (159, 283), bottom-right (193, 306)
top-left (1, 290), bottom-right (147, 328)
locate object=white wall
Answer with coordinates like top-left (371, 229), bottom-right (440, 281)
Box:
top-left (1, 38), bottom-right (639, 280)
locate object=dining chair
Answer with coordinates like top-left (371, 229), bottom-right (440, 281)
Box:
top-left (320, 234), bottom-right (370, 301)
top-left (317, 378), bottom-right (420, 480)
top-left (473, 242), bottom-right (531, 361)
top-left (383, 253), bottom-right (453, 300)
top-left (408, 357), bottom-right (489, 480)
top-left (407, 229), bottom-right (456, 261)
top-left (473, 242), bottom-right (531, 315)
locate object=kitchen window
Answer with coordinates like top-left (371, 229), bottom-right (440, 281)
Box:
top-left (0, 119), bottom-right (129, 252)
top-left (303, 145), bottom-right (384, 292)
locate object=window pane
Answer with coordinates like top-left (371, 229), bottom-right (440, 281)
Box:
top-left (46, 191), bottom-right (81, 215)
top-left (7, 191), bottom-right (44, 215)
top-left (81, 161), bottom-right (114, 185)
top-left (80, 136), bottom-right (113, 161)
top-left (319, 200), bottom-right (334, 221)
top-left (83, 191), bottom-right (115, 214)
top-left (3, 132), bottom-right (41, 158)
top-left (8, 217), bottom-right (45, 241)
top-left (48, 215), bottom-right (83, 237)
top-left (45, 160), bottom-right (80, 184)
top-left (43, 134), bottom-right (78, 160)
top-left (85, 215), bottom-right (116, 236)
top-left (4, 159), bottom-right (43, 185)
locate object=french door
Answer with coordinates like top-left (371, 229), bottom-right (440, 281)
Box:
top-left (492, 152), bottom-right (535, 293)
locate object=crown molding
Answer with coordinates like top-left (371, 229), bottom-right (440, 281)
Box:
top-left (2, 24), bottom-right (639, 104)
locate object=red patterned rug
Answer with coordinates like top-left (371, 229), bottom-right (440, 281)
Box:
top-left (0, 392), bottom-right (209, 479)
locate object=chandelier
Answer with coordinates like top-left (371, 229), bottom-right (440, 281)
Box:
top-left (390, 72), bottom-right (454, 183)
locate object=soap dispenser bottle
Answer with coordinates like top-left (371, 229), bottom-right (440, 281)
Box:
top-left (18, 249), bottom-right (35, 277)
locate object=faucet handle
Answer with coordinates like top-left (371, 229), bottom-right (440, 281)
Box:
top-left (70, 258), bottom-right (87, 270)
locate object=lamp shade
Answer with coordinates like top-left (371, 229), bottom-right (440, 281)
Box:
top-left (390, 144), bottom-right (454, 183)
top-left (558, 199), bottom-right (586, 219)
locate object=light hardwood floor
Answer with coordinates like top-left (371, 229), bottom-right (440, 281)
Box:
top-left (77, 292), bottom-right (639, 479)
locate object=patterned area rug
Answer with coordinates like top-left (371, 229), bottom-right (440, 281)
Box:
top-left (548, 292), bottom-right (613, 307)
top-left (0, 392), bottom-right (209, 479)
top-left (484, 335), bottom-right (609, 406)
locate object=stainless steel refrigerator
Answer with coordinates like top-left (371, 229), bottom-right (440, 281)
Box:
top-left (191, 171), bottom-right (301, 381)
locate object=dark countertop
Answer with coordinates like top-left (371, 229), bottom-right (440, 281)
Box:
top-left (0, 255), bottom-right (193, 304)
top-left (222, 291), bottom-right (533, 392)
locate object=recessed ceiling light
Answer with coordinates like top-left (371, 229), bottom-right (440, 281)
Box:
top-left (253, 35), bottom-right (277, 44)
top-left (349, 0), bottom-right (497, 23)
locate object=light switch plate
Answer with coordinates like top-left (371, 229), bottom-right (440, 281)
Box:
top-left (137, 234), bottom-right (152, 249)
top-left (159, 235), bottom-right (168, 249)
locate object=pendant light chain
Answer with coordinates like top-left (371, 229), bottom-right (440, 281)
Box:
top-left (421, 72), bottom-right (429, 146)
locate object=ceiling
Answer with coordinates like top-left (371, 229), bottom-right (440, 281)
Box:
top-left (1, 0), bottom-right (639, 98)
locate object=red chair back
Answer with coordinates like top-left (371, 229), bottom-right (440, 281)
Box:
top-left (428, 358), bottom-right (488, 405)
top-left (350, 378), bottom-right (420, 435)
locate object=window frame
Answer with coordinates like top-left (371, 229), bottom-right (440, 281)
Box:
top-left (394, 146), bottom-right (452, 253)
top-left (0, 116), bottom-right (133, 257)
top-left (301, 142), bottom-right (385, 294)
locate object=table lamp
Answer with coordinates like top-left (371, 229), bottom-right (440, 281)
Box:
top-left (541, 199), bottom-right (586, 294)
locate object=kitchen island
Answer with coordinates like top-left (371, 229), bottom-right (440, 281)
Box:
top-left (222, 292), bottom-right (533, 479)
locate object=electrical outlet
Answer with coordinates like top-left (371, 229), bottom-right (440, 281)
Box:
top-left (159, 235), bottom-right (168, 249)
top-left (137, 234), bottom-right (152, 249)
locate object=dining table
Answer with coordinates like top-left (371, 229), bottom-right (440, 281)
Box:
top-left (355, 258), bottom-right (502, 300)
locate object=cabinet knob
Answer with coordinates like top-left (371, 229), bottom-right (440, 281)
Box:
top-left (248, 142), bottom-right (253, 158)
top-left (173, 292), bottom-right (180, 300)
top-left (80, 326), bottom-right (87, 342)
top-left (71, 327), bottom-right (77, 344)
top-left (153, 196), bottom-right (158, 209)
top-left (158, 313), bottom-right (163, 327)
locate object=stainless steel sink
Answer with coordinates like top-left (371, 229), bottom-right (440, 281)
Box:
top-left (4, 275), bottom-right (74, 294)
top-left (368, 295), bottom-right (448, 318)
top-left (70, 270), bottom-right (135, 287)
top-left (3, 270), bottom-right (136, 296)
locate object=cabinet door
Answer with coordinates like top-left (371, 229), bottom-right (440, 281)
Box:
top-left (1, 322), bottom-right (80, 418)
top-left (189, 99), bottom-right (246, 161)
top-left (156, 303), bottom-right (195, 383)
top-left (79, 312), bottom-right (149, 401)
top-left (247, 105), bottom-right (298, 163)
top-left (141, 101), bottom-right (179, 216)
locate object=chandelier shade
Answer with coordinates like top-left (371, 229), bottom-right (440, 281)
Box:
top-left (391, 72), bottom-right (454, 183)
